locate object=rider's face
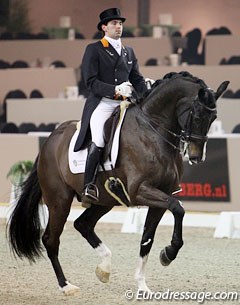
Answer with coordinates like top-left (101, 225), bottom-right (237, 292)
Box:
top-left (102, 20), bottom-right (123, 39)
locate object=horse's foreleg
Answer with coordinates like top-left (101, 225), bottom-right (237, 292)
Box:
top-left (135, 207), bottom-right (166, 292)
top-left (136, 182), bottom-right (185, 266)
top-left (74, 204), bottom-right (113, 283)
top-left (160, 197), bottom-right (185, 266)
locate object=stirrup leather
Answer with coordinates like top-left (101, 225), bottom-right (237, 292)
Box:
top-left (82, 183), bottom-right (99, 201)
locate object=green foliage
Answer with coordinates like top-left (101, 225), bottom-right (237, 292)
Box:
top-left (7, 160), bottom-right (33, 186)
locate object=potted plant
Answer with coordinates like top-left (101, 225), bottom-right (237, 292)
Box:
top-left (7, 160), bottom-right (33, 204)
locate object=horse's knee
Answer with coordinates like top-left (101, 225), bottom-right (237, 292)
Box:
top-left (168, 198), bottom-right (185, 218)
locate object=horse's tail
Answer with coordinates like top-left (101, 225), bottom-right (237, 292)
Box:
top-left (8, 156), bottom-right (43, 262)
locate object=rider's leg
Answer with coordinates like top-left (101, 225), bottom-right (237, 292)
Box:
top-left (82, 142), bottom-right (103, 202)
top-left (82, 98), bottom-right (119, 203)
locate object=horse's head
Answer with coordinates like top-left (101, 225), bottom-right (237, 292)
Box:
top-left (177, 81), bottom-right (229, 164)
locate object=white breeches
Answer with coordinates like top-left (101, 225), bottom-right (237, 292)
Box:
top-left (90, 97), bottom-right (120, 148)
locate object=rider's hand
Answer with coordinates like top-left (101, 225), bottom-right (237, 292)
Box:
top-left (145, 78), bottom-right (155, 89)
top-left (115, 82), bottom-right (133, 98)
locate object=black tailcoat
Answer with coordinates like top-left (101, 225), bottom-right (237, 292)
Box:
top-left (74, 38), bottom-right (147, 151)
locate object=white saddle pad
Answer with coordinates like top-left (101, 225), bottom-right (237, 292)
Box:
top-left (68, 102), bottom-right (129, 174)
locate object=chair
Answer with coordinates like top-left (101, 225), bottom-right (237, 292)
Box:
top-left (1, 90), bottom-right (27, 123)
top-left (37, 123), bottom-right (47, 131)
top-left (206, 26), bottom-right (232, 35)
top-left (222, 89), bottom-right (234, 98)
top-left (75, 32), bottom-right (85, 39)
top-left (30, 89), bottom-right (44, 98)
top-left (234, 89), bottom-right (240, 98)
top-left (0, 122), bottom-right (19, 133)
top-left (11, 60), bottom-right (29, 68)
top-left (145, 58), bottom-right (158, 66)
top-left (220, 56), bottom-right (240, 65)
top-left (181, 28), bottom-right (203, 65)
top-left (34, 32), bottom-right (49, 39)
top-left (0, 59), bottom-right (10, 69)
top-left (5, 90), bottom-right (27, 99)
top-left (51, 60), bottom-right (66, 68)
top-left (122, 30), bottom-right (134, 37)
top-left (44, 123), bottom-right (57, 132)
top-left (204, 26), bottom-right (231, 63)
top-left (171, 31), bottom-right (182, 37)
top-left (232, 124), bottom-right (240, 133)
top-left (219, 58), bottom-right (227, 65)
top-left (227, 56), bottom-right (240, 65)
top-left (218, 26), bottom-right (232, 35)
top-left (15, 32), bottom-right (33, 40)
top-left (37, 123), bottom-right (57, 132)
top-left (0, 107), bottom-right (6, 124)
top-left (92, 31), bottom-right (103, 39)
top-left (0, 31), bottom-right (13, 40)
top-left (19, 122), bottom-right (38, 133)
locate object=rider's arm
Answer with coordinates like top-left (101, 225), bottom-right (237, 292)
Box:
top-left (81, 44), bottom-right (116, 98)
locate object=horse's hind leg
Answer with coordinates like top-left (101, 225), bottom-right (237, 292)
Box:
top-left (41, 185), bottom-right (79, 296)
top-left (135, 207), bottom-right (166, 292)
top-left (74, 204), bottom-right (113, 283)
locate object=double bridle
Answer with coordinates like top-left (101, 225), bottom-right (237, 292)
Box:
top-left (135, 94), bottom-right (216, 154)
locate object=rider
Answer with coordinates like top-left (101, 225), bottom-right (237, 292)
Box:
top-left (74, 7), bottom-right (150, 203)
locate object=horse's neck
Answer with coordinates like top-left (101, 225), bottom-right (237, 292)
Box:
top-left (141, 89), bottom-right (178, 125)
top-left (142, 78), bottom-right (198, 119)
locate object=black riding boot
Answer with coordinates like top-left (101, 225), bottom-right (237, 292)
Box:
top-left (82, 142), bottom-right (103, 203)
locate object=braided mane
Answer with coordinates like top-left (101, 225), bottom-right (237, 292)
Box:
top-left (142, 71), bottom-right (207, 101)
top-left (156, 71), bottom-right (206, 88)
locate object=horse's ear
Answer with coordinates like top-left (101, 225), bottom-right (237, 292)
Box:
top-left (198, 88), bottom-right (207, 101)
top-left (215, 81), bottom-right (230, 100)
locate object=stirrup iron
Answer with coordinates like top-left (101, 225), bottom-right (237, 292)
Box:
top-left (82, 183), bottom-right (99, 202)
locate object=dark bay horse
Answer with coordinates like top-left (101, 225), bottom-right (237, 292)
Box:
top-left (8, 72), bottom-right (229, 295)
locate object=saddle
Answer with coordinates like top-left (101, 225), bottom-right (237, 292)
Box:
top-left (103, 106), bottom-right (122, 162)
top-left (84, 100), bottom-right (133, 162)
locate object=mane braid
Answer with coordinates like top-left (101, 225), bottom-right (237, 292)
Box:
top-left (140, 71), bottom-right (208, 105)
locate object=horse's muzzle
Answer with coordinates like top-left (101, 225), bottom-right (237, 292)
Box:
top-left (187, 141), bottom-right (207, 165)
top-left (188, 156), bottom-right (204, 165)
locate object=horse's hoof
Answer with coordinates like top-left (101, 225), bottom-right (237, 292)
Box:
top-left (160, 248), bottom-right (172, 266)
top-left (59, 281), bottom-right (80, 296)
top-left (95, 265), bottom-right (110, 283)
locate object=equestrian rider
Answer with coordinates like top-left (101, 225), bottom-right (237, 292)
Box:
top-left (74, 8), bottom-right (150, 203)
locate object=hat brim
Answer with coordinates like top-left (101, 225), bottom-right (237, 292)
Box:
top-left (97, 17), bottom-right (126, 31)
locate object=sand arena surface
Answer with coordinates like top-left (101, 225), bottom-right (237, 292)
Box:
top-left (0, 221), bottom-right (239, 305)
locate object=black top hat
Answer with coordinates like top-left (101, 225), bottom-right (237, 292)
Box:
top-left (97, 8), bottom-right (126, 31)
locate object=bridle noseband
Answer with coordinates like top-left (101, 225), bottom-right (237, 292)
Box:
top-left (180, 96), bottom-right (216, 144)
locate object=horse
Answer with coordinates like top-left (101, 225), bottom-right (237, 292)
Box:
top-left (8, 72), bottom-right (229, 296)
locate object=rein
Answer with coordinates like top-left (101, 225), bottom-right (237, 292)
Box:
top-left (134, 105), bottom-right (183, 152)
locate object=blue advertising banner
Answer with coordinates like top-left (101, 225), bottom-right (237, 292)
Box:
top-left (176, 138), bottom-right (230, 202)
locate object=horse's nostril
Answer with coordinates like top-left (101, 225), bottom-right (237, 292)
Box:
top-left (189, 157), bottom-right (202, 165)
